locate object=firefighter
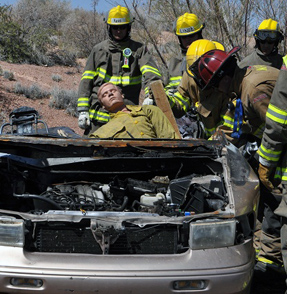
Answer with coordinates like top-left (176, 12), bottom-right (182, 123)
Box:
top-left (190, 47), bottom-right (284, 276)
top-left (77, 5), bottom-right (162, 136)
top-left (258, 56), bottom-right (287, 279)
top-left (89, 83), bottom-right (179, 139)
top-left (164, 13), bottom-right (205, 98)
top-left (239, 18), bottom-right (284, 69)
top-left (190, 47), bottom-right (279, 145)
top-left (168, 39), bottom-right (227, 138)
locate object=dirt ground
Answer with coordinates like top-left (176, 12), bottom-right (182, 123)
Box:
top-left (0, 60), bottom-right (86, 136)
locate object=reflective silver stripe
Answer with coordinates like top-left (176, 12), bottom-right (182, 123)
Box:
top-left (77, 97), bottom-right (90, 107)
top-left (267, 103), bottom-right (287, 125)
top-left (173, 91), bottom-right (190, 112)
top-left (258, 145), bottom-right (281, 162)
top-left (140, 65), bottom-right (161, 76)
top-left (89, 109), bottom-right (110, 122)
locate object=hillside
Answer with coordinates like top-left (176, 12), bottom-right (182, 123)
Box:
top-left (0, 60), bottom-right (86, 136)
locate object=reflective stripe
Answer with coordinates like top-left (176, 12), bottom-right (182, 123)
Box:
top-left (89, 109), bottom-right (110, 122)
top-left (81, 70), bottom-right (97, 80)
top-left (205, 117), bottom-right (224, 137)
top-left (166, 76), bottom-right (182, 88)
top-left (167, 94), bottom-right (176, 108)
top-left (98, 68), bottom-right (106, 79)
top-left (77, 98), bottom-right (90, 108)
top-left (223, 114), bottom-right (234, 129)
top-left (82, 67), bottom-right (142, 86)
top-left (275, 166), bottom-right (287, 181)
top-left (103, 73), bottom-right (142, 86)
top-left (173, 91), bottom-right (190, 112)
top-left (283, 55), bottom-right (287, 67)
top-left (252, 123), bottom-right (265, 139)
top-left (257, 256), bottom-right (283, 267)
top-left (140, 65), bottom-right (161, 76)
top-left (205, 126), bottom-right (217, 137)
top-left (266, 103), bottom-right (287, 125)
top-left (258, 144), bottom-right (281, 162)
top-left (253, 65), bottom-right (268, 71)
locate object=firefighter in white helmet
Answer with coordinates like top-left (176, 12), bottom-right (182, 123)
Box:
top-left (77, 5), bottom-right (162, 136)
top-left (239, 18), bottom-right (284, 69)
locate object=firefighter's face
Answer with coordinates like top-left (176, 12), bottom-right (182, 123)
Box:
top-left (179, 33), bottom-right (200, 49)
top-left (259, 40), bottom-right (275, 55)
top-left (111, 25), bottom-right (128, 41)
top-left (98, 83), bottom-right (124, 112)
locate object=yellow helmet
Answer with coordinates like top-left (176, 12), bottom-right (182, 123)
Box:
top-left (186, 39), bottom-right (225, 76)
top-left (254, 19), bottom-right (283, 43)
top-left (175, 13), bottom-right (205, 36)
top-left (107, 5), bottom-right (131, 25)
top-left (212, 41), bottom-right (225, 51)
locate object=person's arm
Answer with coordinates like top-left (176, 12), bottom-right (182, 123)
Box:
top-left (258, 68), bottom-right (287, 189)
top-left (77, 47), bottom-right (98, 114)
top-left (168, 72), bottom-right (197, 118)
top-left (138, 45), bottom-right (163, 97)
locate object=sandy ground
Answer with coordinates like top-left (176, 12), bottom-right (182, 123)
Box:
top-left (0, 60), bottom-right (86, 135)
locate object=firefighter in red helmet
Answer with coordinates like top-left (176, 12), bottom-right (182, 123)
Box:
top-left (191, 47), bottom-right (284, 278)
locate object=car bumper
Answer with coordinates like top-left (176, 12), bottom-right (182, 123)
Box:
top-left (0, 240), bottom-right (254, 294)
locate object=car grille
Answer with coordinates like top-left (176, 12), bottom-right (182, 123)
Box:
top-left (32, 224), bottom-right (180, 254)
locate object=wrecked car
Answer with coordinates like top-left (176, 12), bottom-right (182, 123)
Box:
top-left (0, 107), bottom-right (259, 293)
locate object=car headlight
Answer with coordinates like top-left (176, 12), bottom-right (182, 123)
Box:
top-left (189, 219), bottom-right (236, 249)
top-left (0, 217), bottom-right (24, 247)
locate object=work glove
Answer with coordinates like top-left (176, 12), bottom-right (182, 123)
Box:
top-left (142, 87), bottom-right (154, 105)
top-left (142, 96), bottom-right (154, 105)
top-left (258, 163), bottom-right (274, 191)
top-left (78, 111), bottom-right (90, 129)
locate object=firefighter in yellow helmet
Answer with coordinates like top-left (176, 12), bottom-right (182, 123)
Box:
top-left (168, 39), bottom-right (227, 138)
top-left (77, 5), bottom-right (162, 136)
top-left (164, 13), bottom-right (205, 99)
top-left (239, 18), bottom-right (284, 69)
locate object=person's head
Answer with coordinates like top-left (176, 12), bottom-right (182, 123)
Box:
top-left (254, 19), bottom-right (284, 55)
top-left (106, 6), bottom-right (133, 42)
top-left (98, 83), bottom-right (125, 113)
top-left (190, 46), bottom-right (241, 93)
top-left (174, 13), bottom-right (205, 51)
top-left (186, 39), bottom-right (225, 76)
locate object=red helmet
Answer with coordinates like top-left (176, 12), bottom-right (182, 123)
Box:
top-left (190, 46), bottom-right (241, 90)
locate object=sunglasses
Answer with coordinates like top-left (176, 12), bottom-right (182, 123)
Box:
top-left (111, 25), bottom-right (128, 30)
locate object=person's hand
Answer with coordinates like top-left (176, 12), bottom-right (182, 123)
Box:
top-left (78, 111), bottom-right (90, 129)
top-left (142, 97), bottom-right (154, 105)
top-left (258, 163), bottom-right (274, 191)
top-left (142, 87), bottom-right (154, 105)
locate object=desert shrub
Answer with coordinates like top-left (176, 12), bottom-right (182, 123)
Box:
top-left (3, 70), bottom-right (15, 81)
top-left (47, 49), bottom-right (77, 66)
top-left (51, 74), bottom-right (62, 82)
top-left (0, 5), bottom-right (30, 63)
top-left (49, 87), bottom-right (78, 117)
top-left (13, 83), bottom-right (50, 99)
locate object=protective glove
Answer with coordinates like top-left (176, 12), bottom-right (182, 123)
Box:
top-left (258, 163), bottom-right (275, 191)
top-left (142, 87), bottom-right (154, 105)
top-left (142, 97), bottom-right (154, 105)
top-left (78, 111), bottom-right (90, 129)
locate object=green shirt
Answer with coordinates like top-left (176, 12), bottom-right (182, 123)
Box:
top-left (89, 105), bottom-right (180, 139)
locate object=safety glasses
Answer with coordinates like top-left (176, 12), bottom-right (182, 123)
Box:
top-left (256, 30), bottom-right (278, 42)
